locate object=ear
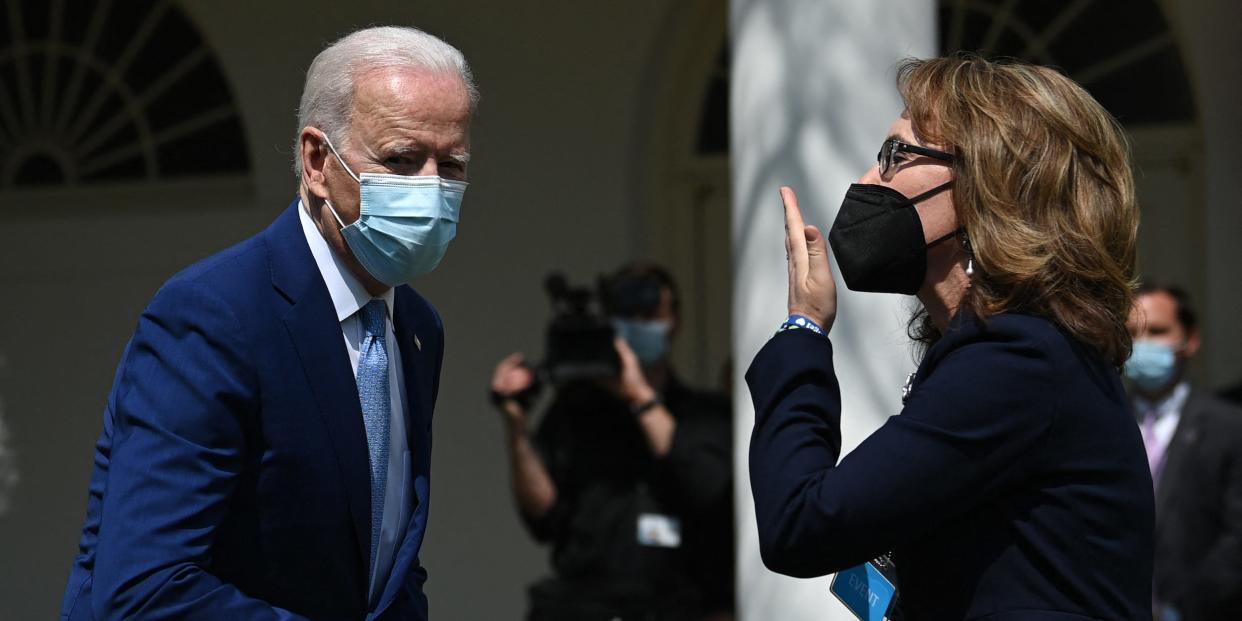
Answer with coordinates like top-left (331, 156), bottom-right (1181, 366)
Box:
top-left (1183, 327), bottom-right (1202, 358)
top-left (299, 127), bottom-right (330, 200)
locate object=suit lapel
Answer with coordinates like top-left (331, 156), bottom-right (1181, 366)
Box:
top-left (1154, 391), bottom-right (1204, 534)
top-left (267, 200), bottom-right (372, 584)
top-left (393, 287), bottom-right (432, 467)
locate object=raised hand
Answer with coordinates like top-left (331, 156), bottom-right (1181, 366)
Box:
top-left (782, 186), bottom-right (838, 333)
top-left (491, 353), bottom-right (536, 424)
top-left (612, 337), bottom-right (657, 407)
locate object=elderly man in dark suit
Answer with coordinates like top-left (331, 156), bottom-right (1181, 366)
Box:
top-left (1125, 283), bottom-right (1242, 621)
top-left (61, 26), bottom-right (476, 621)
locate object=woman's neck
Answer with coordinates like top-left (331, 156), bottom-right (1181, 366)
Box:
top-left (919, 265), bottom-right (970, 332)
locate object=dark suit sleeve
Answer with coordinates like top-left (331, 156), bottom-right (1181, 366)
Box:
top-left (1183, 409), bottom-right (1242, 616)
top-left (63, 342), bottom-right (131, 615)
top-left (747, 327), bottom-right (1056, 578)
top-left (92, 279), bottom-right (310, 621)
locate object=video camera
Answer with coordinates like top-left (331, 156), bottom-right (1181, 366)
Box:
top-left (541, 270), bottom-right (666, 386)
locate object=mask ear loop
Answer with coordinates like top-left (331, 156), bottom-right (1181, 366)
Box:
top-left (299, 173), bottom-right (348, 230)
top-left (321, 133), bottom-right (361, 183)
top-left (910, 178), bottom-right (973, 285)
top-left (917, 181), bottom-right (961, 253)
top-left (926, 227), bottom-right (962, 248)
top-left (306, 130), bottom-right (355, 230)
top-left (323, 199), bottom-right (348, 229)
top-left (908, 180), bottom-right (954, 205)
top-left (908, 180), bottom-right (973, 278)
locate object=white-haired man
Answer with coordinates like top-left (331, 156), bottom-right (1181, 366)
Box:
top-left (61, 26), bottom-right (475, 621)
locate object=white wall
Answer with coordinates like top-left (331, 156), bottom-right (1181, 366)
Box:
top-left (730, 1), bottom-right (935, 619)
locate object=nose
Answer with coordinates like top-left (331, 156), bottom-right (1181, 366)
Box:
top-left (416, 159), bottom-right (439, 177)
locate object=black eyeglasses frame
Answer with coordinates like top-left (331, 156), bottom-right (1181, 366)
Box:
top-left (878, 138), bottom-right (956, 176)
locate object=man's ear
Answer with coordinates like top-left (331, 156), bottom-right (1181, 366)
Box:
top-left (300, 127), bottom-right (329, 200)
top-left (1183, 327), bottom-right (1202, 359)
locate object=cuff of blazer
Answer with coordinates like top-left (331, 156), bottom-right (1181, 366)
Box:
top-left (745, 328), bottom-right (838, 426)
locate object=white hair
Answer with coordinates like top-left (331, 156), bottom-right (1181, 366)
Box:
top-left (293, 26), bottom-right (479, 178)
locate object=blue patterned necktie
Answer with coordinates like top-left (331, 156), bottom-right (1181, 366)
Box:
top-left (357, 300), bottom-right (390, 573)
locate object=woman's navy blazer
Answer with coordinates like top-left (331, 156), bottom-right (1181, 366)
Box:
top-left (747, 312), bottom-right (1154, 620)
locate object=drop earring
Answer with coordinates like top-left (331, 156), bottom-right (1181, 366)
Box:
top-left (960, 231), bottom-right (974, 278)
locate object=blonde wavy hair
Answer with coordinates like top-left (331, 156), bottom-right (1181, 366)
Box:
top-left (899, 55), bottom-right (1139, 367)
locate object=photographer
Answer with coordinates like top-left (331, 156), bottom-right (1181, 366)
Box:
top-left (491, 263), bottom-right (734, 621)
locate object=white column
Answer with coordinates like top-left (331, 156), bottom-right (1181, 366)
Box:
top-left (1176, 0), bottom-right (1242, 387)
top-left (730, 1), bottom-right (935, 619)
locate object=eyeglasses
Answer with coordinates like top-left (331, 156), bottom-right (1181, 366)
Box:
top-left (877, 138), bottom-right (955, 176)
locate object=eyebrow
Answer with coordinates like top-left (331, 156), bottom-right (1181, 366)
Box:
top-left (385, 145), bottom-right (419, 157)
top-left (380, 146), bottom-right (470, 164)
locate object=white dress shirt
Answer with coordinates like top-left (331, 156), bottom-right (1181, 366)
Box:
top-left (299, 202), bottom-right (412, 607)
top-left (1135, 381), bottom-right (1190, 479)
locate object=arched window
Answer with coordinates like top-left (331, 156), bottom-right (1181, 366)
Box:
top-left (939, 0), bottom-right (1208, 333)
top-left (0, 0), bottom-right (248, 189)
top-left (938, 0), bottom-right (1194, 125)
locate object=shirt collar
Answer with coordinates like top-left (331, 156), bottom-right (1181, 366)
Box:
top-left (298, 199), bottom-right (394, 323)
top-left (1135, 381), bottom-right (1191, 421)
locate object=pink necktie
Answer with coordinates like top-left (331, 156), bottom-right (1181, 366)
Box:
top-left (1141, 409), bottom-right (1166, 486)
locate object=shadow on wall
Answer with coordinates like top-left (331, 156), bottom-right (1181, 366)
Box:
top-left (731, 0), bottom-right (929, 432)
top-left (729, 2), bottom-right (936, 621)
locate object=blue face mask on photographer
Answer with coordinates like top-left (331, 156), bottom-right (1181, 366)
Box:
top-left (1124, 340), bottom-right (1179, 393)
top-left (321, 135), bottom-right (467, 287)
top-left (613, 319), bottom-right (671, 365)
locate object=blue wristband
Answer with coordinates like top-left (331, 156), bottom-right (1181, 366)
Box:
top-left (778, 314), bottom-right (826, 337)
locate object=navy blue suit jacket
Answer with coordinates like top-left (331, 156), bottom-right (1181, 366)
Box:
top-left (747, 313), bottom-right (1154, 620)
top-left (61, 202), bottom-right (444, 621)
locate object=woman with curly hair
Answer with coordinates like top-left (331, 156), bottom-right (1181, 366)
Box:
top-left (748, 55), bottom-right (1152, 620)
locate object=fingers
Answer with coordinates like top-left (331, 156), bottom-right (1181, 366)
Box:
top-left (781, 186), bottom-right (806, 230)
top-left (780, 192), bottom-right (839, 332)
top-left (804, 225), bottom-right (828, 259)
top-left (493, 352), bottom-right (531, 393)
top-left (612, 337), bottom-right (656, 404)
top-left (494, 352), bottom-right (522, 374)
top-left (804, 224), bottom-right (835, 287)
top-left (614, 336), bottom-right (637, 365)
top-left (781, 187), bottom-right (809, 277)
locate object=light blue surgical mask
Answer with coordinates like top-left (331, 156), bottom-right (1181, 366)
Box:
top-left (322, 135), bottom-right (467, 287)
top-left (1124, 340), bottom-right (1179, 393)
top-left (613, 319), bottom-right (672, 366)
